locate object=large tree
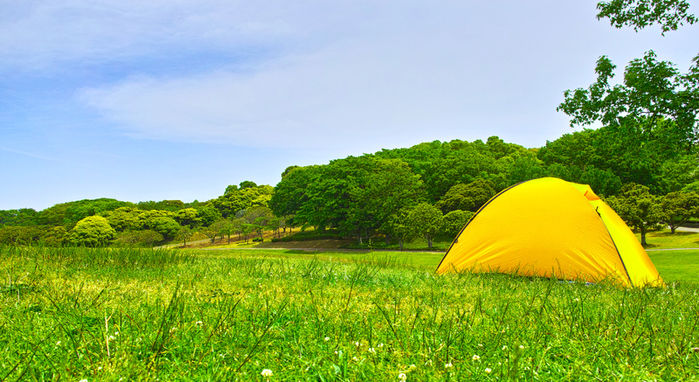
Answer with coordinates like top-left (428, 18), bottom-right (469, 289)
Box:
top-left (606, 183), bottom-right (664, 246)
top-left (406, 203), bottom-right (443, 249)
top-left (661, 191), bottom-right (699, 233)
top-left (558, 51), bottom-right (698, 153)
top-left (436, 179), bottom-right (496, 213)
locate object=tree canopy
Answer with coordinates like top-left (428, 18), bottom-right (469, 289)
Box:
top-left (596, 0), bottom-right (697, 34)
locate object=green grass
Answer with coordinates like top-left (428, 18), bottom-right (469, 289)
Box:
top-left (647, 249), bottom-right (699, 283)
top-left (639, 230), bottom-right (699, 249)
top-left (1, 246), bottom-right (697, 381)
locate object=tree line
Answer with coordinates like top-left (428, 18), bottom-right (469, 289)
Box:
top-left (1, 0), bottom-right (697, 248)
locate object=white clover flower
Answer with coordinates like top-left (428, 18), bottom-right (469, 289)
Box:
top-left (398, 372), bottom-right (407, 381)
top-left (108, 335), bottom-right (116, 341)
top-left (519, 345), bottom-right (525, 350)
top-left (114, 331), bottom-right (119, 336)
top-left (352, 356), bottom-right (359, 361)
top-left (368, 347), bottom-right (376, 354)
top-left (56, 341), bottom-right (61, 346)
top-left (485, 367), bottom-right (492, 374)
top-left (478, 343), bottom-right (483, 347)
top-left (409, 364), bottom-right (416, 371)
top-left (324, 336), bottom-right (330, 342)
top-left (444, 362), bottom-right (453, 368)
top-left (472, 355), bottom-right (480, 361)
top-left (502, 345), bottom-right (508, 351)
top-left (261, 369), bottom-right (273, 377)
top-left (354, 341), bottom-right (360, 347)
top-left (195, 321), bottom-right (203, 327)
top-left (378, 343), bottom-right (384, 348)
top-left (79, 379), bottom-right (88, 382)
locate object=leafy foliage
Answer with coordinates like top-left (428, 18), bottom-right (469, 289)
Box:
top-left (440, 210), bottom-right (474, 239)
top-left (596, 0), bottom-right (697, 34)
top-left (661, 191), bottom-right (699, 233)
top-left (68, 216), bottom-right (116, 247)
top-left (606, 184), bottom-right (664, 245)
top-left (406, 203), bottom-right (443, 249)
top-left (436, 179), bottom-right (496, 213)
top-left (558, 51), bottom-right (698, 152)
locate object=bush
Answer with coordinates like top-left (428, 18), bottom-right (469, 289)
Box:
top-left (271, 230), bottom-right (342, 242)
top-left (145, 217), bottom-right (181, 240)
top-left (114, 230), bottom-right (164, 247)
top-left (69, 216), bottom-right (116, 247)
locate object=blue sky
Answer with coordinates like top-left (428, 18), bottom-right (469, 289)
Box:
top-left (1, 1), bottom-right (697, 210)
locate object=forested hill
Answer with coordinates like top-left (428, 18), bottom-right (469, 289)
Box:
top-left (1, 120), bottom-right (697, 248)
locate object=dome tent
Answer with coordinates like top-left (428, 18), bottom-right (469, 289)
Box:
top-left (436, 177), bottom-right (663, 287)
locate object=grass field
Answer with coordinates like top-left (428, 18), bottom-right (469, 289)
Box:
top-left (1, 246), bottom-right (697, 381)
top-left (639, 230), bottom-right (699, 249)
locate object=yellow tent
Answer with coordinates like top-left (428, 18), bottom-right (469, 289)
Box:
top-left (436, 177), bottom-right (664, 287)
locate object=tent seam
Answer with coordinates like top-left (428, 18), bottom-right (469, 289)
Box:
top-left (595, 206), bottom-right (634, 287)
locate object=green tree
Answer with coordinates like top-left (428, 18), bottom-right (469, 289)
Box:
top-left (596, 0), bottom-right (697, 34)
top-left (176, 226), bottom-right (194, 247)
top-left (242, 206), bottom-right (274, 240)
top-left (42, 226), bottom-right (68, 246)
top-left (440, 210), bottom-right (473, 239)
top-left (351, 158), bottom-right (425, 243)
top-left (114, 230), bottom-right (163, 247)
top-left (270, 166), bottom-right (321, 223)
top-left (211, 219), bottom-right (235, 244)
top-left (406, 203), bottom-right (443, 249)
top-left (102, 207), bottom-right (141, 231)
top-left (386, 209), bottom-right (412, 251)
top-left (145, 217), bottom-right (181, 240)
top-left (657, 154), bottom-right (699, 193)
top-left (213, 185), bottom-right (273, 218)
top-left (0, 226), bottom-right (43, 245)
top-left (606, 184), bottom-right (664, 246)
top-left (137, 200), bottom-right (185, 212)
top-left (197, 204), bottom-right (222, 227)
top-left (436, 179), bottom-right (495, 213)
top-left (231, 217), bottom-right (246, 241)
top-left (558, 51), bottom-right (698, 152)
top-left (69, 216), bottom-right (116, 247)
top-left (175, 208), bottom-right (200, 228)
top-left (0, 208), bottom-right (38, 226)
top-left (661, 191), bottom-right (699, 233)
top-left (239, 180), bottom-right (258, 189)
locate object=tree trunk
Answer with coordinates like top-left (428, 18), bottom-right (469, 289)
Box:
top-left (227, 233), bottom-right (231, 244)
top-left (670, 225), bottom-right (676, 234)
top-left (640, 226), bottom-right (647, 247)
top-left (399, 239), bottom-right (403, 251)
top-left (385, 234), bottom-right (390, 245)
top-left (427, 235), bottom-right (433, 249)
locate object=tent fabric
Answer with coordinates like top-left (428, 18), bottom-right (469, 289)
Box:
top-left (436, 177), bottom-right (664, 287)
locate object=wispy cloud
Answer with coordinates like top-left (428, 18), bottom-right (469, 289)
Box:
top-left (76, 1), bottom-right (601, 151)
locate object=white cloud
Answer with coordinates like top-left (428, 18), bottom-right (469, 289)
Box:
top-left (5, 1), bottom-right (695, 151)
top-left (76, 1), bottom-right (594, 150)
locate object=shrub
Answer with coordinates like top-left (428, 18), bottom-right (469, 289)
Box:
top-left (69, 216), bottom-right (116, 247)
top-left (114, 230), bottom-right (164, 247)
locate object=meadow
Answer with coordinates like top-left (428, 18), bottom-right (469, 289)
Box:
top-left (1, 246), bottom-right (697, 381)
